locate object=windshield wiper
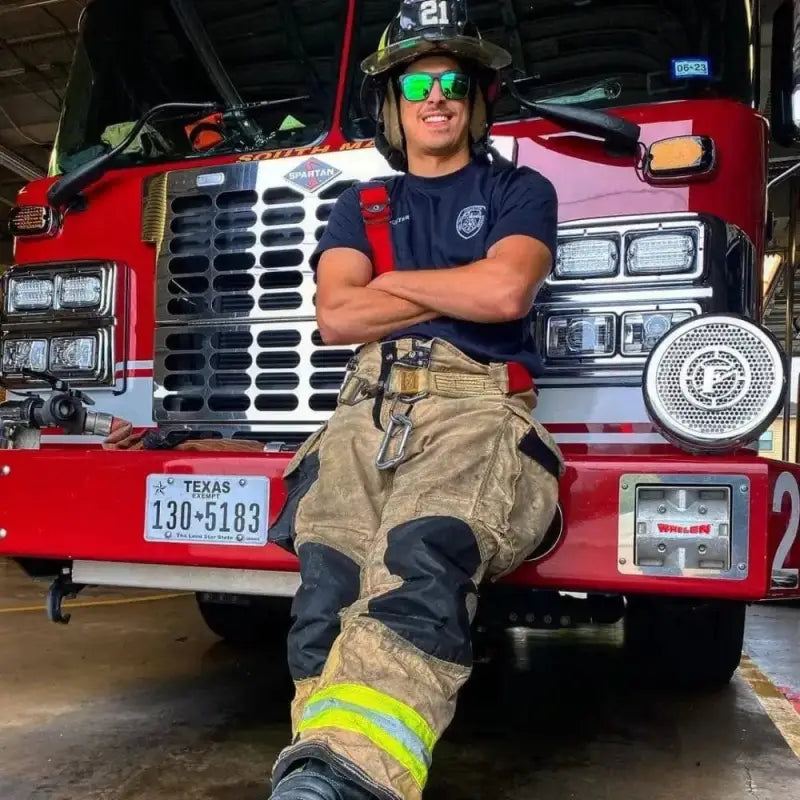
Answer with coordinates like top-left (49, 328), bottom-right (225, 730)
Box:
top-left (503, 74), bottom-right (640, 153)
top-left (527, 79), bottom-right (622, 107)
top-left (204, 117), bottom-right (326, 157)
top-left (47, 96), bottom-right (310, 209)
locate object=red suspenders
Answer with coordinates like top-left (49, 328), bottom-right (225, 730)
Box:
top-left (506, 361), bottom-right (534, 394)
top-left (359, 184), bottom-right (395, 275)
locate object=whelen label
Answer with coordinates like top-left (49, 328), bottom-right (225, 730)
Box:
top-left (657, 523), bottom-right (712, 535)
top-left (283, 157), bottom-right (342, 193)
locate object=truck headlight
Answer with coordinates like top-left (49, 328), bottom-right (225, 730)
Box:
top-left (546, 314), bottom-right (615, 358)
top-left (643, 315), bottom-right (786, 453)
top-left (2, 339), bottom-right (48, 373)
top-left (621, 310), bottom-right (695, 355)
top-left (58, 275), bottom-right (102, 309)
top-left (49, 336), bottom-right (98, 373)
top-left (3, 263), bottom-right (115, 319)
top-left (626, 232), bottom-right (696, 275)
top-left (8, 278), bottom-right (54, 311)
top-left (555, 239), bottom-right (619, 278)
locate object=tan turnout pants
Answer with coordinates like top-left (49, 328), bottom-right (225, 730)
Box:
top-left (269, 338), bottom-right (563, 800)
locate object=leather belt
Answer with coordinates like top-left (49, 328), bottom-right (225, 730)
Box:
top-left (338, 359), bottom-right (535, 406)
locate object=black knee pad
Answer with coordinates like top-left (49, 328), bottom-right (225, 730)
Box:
top-left (288, 543), bottom-right (360, 681)
top-left (368, 516), bottom-right (481, 666)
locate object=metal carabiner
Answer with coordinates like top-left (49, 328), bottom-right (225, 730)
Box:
top-left (375, 411), bottom-right (414, 470)
top-left (397, 390), bottom-right (429, 405)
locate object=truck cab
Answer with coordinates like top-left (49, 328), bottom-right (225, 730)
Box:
top-left (1, 0), bottom-right (799, 688)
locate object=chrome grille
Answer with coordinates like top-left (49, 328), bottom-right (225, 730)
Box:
top-left (152, 151), bottom-right (396, 429)
top-left (156, 170), bottom-right (315, 322)
top-left (154, 320), bottom-right (354, 424)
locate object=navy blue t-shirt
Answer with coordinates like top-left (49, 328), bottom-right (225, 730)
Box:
top-left (311, 159), bottom-right (557, 375)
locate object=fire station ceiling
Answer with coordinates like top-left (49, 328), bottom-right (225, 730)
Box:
top-left (0, 0), bottom-right (86, 257)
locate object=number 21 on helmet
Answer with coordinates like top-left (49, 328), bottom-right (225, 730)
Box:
top-left (360, 0), bottom-right (512, 171)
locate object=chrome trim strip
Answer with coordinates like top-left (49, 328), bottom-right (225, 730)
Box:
top-left (562, 211), bottom-right (702, 229)
top-left (72, 560), bottom-right (300, 597)
top-left (542, 286), bottom-right (712, 306)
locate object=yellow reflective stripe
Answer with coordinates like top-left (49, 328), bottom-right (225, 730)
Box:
top-left (306, 683), bottom-right (436, 752)
top-left (303, 699), bottom-right (430, 768)
top-left (299, 707), bottom-right (428, 788)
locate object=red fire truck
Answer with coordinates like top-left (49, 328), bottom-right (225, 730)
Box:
top-left (1, 0), bottom-right (799, 688)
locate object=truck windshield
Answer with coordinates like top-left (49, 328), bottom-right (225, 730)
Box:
top-left (347, 0), bottom-right (756, 139)
top-left (52, 0), bottom-right (346, 175)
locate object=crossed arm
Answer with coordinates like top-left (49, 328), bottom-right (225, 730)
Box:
top-left (104, 236), bottom-right (551, 448)
top-left (315, 235), bottom-right (553, 346)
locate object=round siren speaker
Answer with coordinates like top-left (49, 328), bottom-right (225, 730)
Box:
top-left (643, 314), bottom-right (787, 453)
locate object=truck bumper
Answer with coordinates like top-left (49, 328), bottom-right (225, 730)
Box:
top-left (1, 448), bottom-right (798, 601)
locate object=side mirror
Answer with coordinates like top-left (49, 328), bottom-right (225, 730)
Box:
top-left (771, 0), bottom-right (800, 147)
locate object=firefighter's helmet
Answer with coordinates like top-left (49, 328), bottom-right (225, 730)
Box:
top-left (361, 0), bottom-right (511, 76)
top-left (361, 0), bottom-right (512, 171)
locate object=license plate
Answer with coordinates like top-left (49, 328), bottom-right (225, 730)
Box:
top-left (144, 474), bottom-right (269, 546)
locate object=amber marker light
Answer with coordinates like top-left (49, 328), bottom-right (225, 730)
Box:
top-left (645, 136), bottom-right (715, 182)
top-left (7, 205), bottom-right (60, 238)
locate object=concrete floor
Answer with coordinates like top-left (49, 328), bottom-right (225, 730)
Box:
top-left (0, 559), bottom-right (799, 800)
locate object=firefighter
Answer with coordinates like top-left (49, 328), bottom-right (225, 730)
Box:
top-left (267, 1), bottom-right (564, 799)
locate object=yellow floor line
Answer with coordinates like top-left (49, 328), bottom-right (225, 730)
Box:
top-left (0, 592), bottom-right (190, 614)
top-left (740, 655), bottom-right (800, 760)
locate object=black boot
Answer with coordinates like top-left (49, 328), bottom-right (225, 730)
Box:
top-left (269, 758), bottom-right (376, 800)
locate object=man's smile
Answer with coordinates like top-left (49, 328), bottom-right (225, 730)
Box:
top-left (421, 109), bottom-right (454, 128)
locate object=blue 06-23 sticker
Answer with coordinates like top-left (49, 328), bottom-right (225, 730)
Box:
top-left (671, 58), bottom-right (711, 79)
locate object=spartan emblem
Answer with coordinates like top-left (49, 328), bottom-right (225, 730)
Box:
top-left (283, 157), bottom-right (341, 193)
top-left (456, 204), bottom-right (486, 239)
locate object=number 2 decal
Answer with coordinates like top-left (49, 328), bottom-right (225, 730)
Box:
top-left (420, 0), bottom-right (450, 25)
top-left (771, 471), bottom-right (800, 588)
